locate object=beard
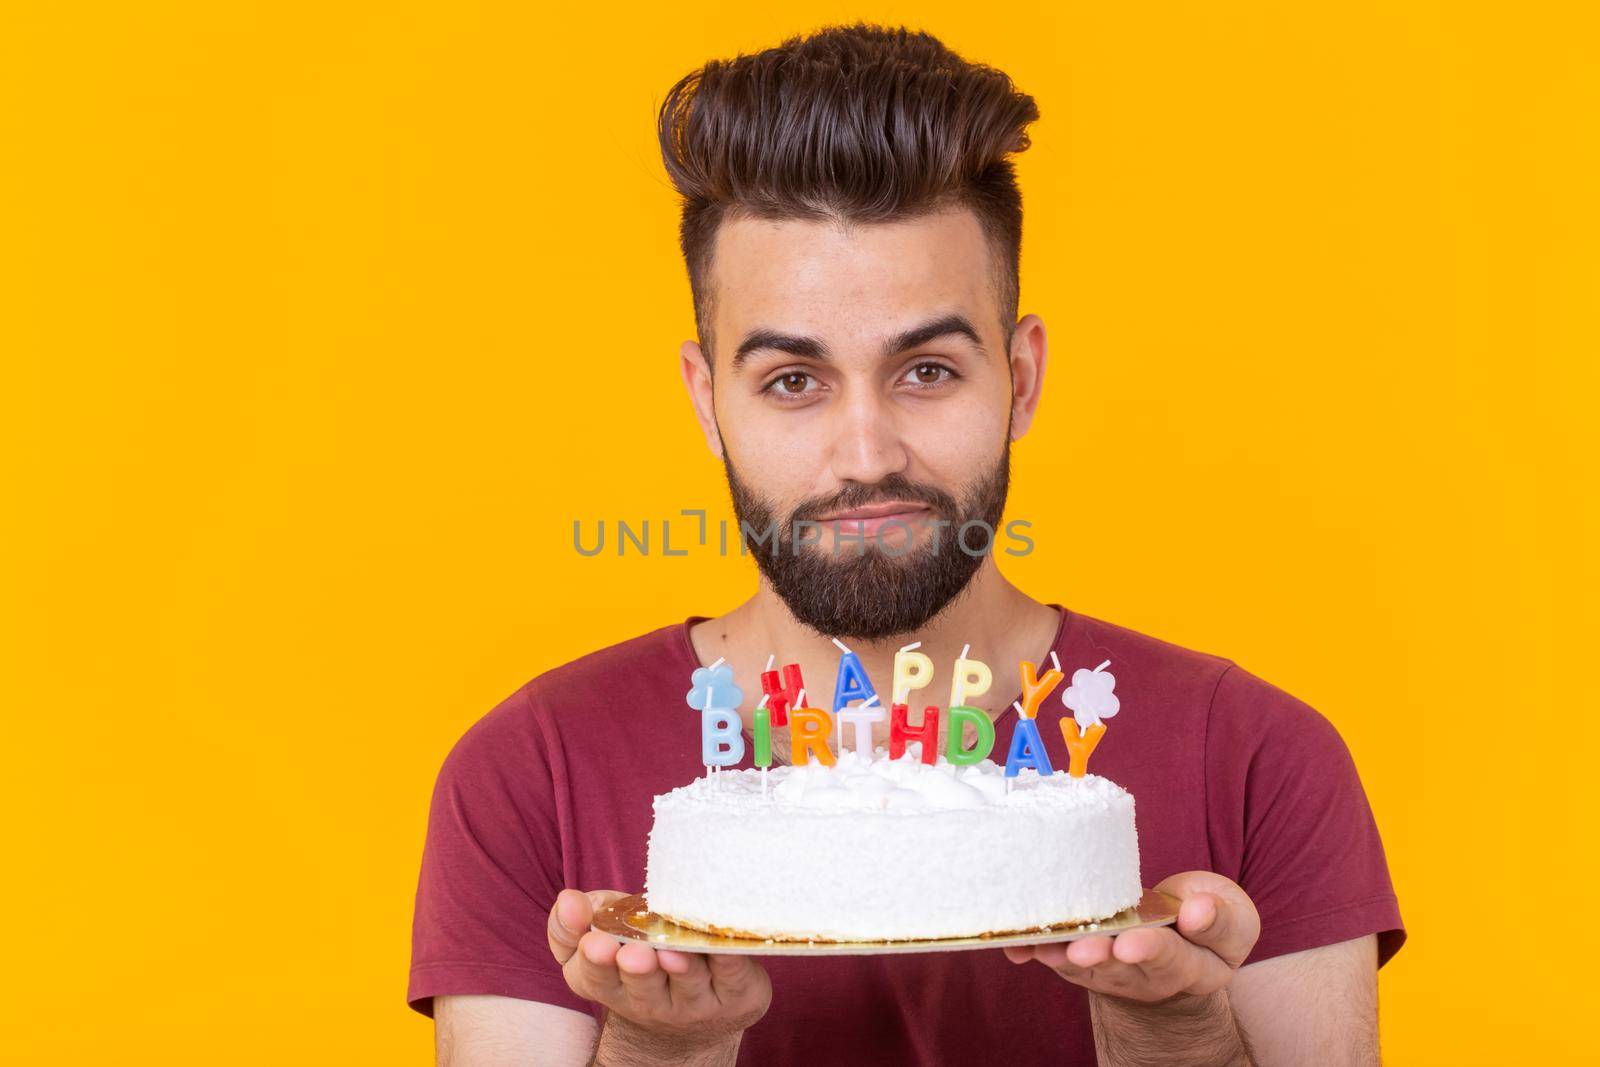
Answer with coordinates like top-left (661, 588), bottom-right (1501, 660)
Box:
top-left (722, 447), bottom-right (1011, 641)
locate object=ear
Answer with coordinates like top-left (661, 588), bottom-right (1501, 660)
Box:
top-left (680, 338), bottom-right (724, 460)
top-left (1006, 314), bottom-right (1048, 441)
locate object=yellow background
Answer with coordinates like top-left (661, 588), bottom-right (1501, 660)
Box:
top-left (4, 2), bottom-right (1596, 1063)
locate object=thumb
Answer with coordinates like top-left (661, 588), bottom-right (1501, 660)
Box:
top-left (547, 888), bottom-right (629, 965)
top-left (1153, 871), bottom-right (1260, 969)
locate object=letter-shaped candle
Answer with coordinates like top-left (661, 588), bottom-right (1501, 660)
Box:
top-left (1059, 659), bottom-right (1119, 776)
top-left (949, 644), bottom-right (993, 708)
top-left (759, 659), bottom-right (803, 728)
top-left (889, 703), bottom-right (940, 765)
top-left (838, 696), bottom-right (885, 758)
top-left (1058, 719), bottom-right (1106, 778)
top-left (830, 638), bottom-right (878, 713)
top-left (1016, 660), bottom-right (1064, 719)
top-left (701, 707), bottom-right (745, 766)
top-left (892, 641), bottom-right (934, 704)
top-left (944, 705), bottom-right (996, 765)
top-left (789, 706), bottom-right (837, 767)
top-left (753, 697), bottom-right (772, 769)
top-left (1003, 717), bottom-right (1055, 778)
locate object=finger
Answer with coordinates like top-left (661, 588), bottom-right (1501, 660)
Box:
top-left (550, 889), bottom-right (631, 966)
top-left (1063, 935), bottom-right (1114, 969)
top-left (586, 889), bottom-right (630, 914)
top-left (657, 949), bottom-right (696, 975)
top-left (1154, 873), bottom-right (1260, 968)
top-left (662, 950), bottom-right (715, 1004)
top-left (615, 943), bottom-right (671, 1011)
top-left (563, 929), bottom-right (625, 1003)
top-left (1113, 926), bottom-right (1231, 998)
top-left (707, 953), bottom-right (768, 1006)
top-left (1001, 945), bottom-right (1035, 964)
top-left (548, 889), bottom-right (591, 964)
top-left (1062, 956), bottom-right (1157, 999)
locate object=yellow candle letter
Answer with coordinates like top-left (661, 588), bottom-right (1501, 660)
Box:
top-left (893, 646), bottom-right (934, 705)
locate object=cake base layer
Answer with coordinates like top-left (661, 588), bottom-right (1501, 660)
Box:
top-left (644, 751), bottom-right (1142, 942)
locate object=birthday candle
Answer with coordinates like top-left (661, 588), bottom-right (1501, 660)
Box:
top-left (687, 657), bottom-right (744, 776)
top-left (892, 641), bottom-right (934, 705)
top-left (759, 654), bottom-right (803, 728)
top-left (789, 690), bottom-right (837, 767)
top-left (1058, 720), bottom-right (1107, 778)
top-left (838, 694), bottom-right (884, 758)
top-left (1060, 659), bottom-right (1119, 778)
top-left (1016, 659), bottom-right (1064, 719)
top-left (1003, 712), bottom-right (1055, 778)
top-left (944, 705), bottom-right (996, 765)
top-left (830, 637), bottom-right (878, 712)
top-left (889, 703), bottom-right (940, 765)
top-left (701, 706), bottom-right (746, 767)
top-left (752, 694), bottom-right (772, 768)
top-left (949, 644), bottom-right (993, 707)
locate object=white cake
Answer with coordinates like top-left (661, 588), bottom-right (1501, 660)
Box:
top-left (644, 749), bottom-right (1142, 941)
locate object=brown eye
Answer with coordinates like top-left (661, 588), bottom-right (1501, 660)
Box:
top-left (780, 372), bottom-right (810, 393)
top-left (905, 363), bottom-right (953, 386)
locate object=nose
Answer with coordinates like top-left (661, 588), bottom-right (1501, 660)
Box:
top-left (827, 384), bottom-right (909, 486)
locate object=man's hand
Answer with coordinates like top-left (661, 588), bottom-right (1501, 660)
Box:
top-left (1003, 872), bottom-right (1262, 1066)
top-left (548, 888), bottom-right (772, 1065)
top-left (1002, 871), bottom-right (1261, 1001)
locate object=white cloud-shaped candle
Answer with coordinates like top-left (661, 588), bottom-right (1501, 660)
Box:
top-left (1057, 659), bottom-right (1119, 778)
top-left (1061, 659), bottom-right (1119, 730)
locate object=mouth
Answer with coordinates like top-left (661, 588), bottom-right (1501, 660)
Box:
top-left (812, 501), bottom-right (932, 538)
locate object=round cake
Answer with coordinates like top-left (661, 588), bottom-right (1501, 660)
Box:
top-left (644, 749), bottom-right (1142, 941)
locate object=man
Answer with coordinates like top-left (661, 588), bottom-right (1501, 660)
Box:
top-left (409, 22), bottom-right (1404, 1066)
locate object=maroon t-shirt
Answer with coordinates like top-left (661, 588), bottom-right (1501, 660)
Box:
top-left (408, 608), bottom-right (1404, 1064)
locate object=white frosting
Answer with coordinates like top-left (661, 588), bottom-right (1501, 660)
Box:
top-left (645, 749), bottom-right (1142, 940)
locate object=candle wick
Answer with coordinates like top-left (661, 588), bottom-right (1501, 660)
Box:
top-left (899, 641), bottom-right (921, 653)
top-left (1095, 659), bottom-right (1111, 672)
top-left (831, 637), bottom-right (852, 654)
top-left (960, 643), bottom-right (971, 661)
top-left (765, 653), bottom-right (775, 672)
top-left (709, 656), bottom-right (726, 671)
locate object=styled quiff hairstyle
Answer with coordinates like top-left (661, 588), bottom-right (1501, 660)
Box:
top-left (656, 22), bottom-right (1040, 365)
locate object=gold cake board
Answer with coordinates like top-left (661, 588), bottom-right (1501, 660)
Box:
top-left (592, 889), bottom-right (1180, 956)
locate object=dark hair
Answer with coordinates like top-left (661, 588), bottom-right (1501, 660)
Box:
top-left (656, 22), bottom-right (1040, 365)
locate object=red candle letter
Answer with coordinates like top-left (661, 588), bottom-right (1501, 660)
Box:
top-left (889, 703), bottom-right (940, 765)
top-left (760, 663), bottom-right (803, 728)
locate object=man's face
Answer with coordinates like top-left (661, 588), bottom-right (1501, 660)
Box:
top-left (685, 206), bottom-right (1037, 640)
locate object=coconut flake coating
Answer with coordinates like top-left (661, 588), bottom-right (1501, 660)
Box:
top-left (644, 749), bottom-right (1142, 941)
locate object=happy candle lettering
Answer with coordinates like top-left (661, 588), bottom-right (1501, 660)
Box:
top-left (686, 644), bottom-right (1118, 780)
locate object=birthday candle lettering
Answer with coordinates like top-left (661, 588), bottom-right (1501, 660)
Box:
top-left (949, 644), bottom-right (993, 707)
top-left (838, 695), bottom-right (884, 758)
top-left (889, 703), bottom-right (940, 765)
top-left (1016, 659), bottom-right (1064, 719)
top-left (789, 690), bottom-right (836, 767)
top-left (1004, 713), bottom-right (1055, 778)
top-left (944, 705), bottom-right (996, 765)
top-left (759, 657), bottom-right (803, 728)
top-left (892, 642), bottom-right (934, 705)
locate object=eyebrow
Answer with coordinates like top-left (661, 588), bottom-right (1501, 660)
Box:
top-left (729, 313), bottom-right (986, 372)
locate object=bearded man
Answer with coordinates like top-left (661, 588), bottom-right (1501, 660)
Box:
top-left (408, 22), bottom-right (1404, 1067)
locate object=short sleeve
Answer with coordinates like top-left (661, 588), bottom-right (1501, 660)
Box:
top-left (407, 688), bottom-right (596, 1018)
top-left (1204, 665), bottom-right (1406, 968)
